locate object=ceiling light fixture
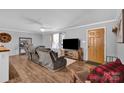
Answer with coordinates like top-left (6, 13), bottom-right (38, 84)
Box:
top-left (40, 28), bottom-right (45, 32)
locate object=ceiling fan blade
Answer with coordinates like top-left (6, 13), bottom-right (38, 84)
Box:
top-left (23, 16), bottom-right (43, 25)
top-left (22, 16), bottom-right (54, 30)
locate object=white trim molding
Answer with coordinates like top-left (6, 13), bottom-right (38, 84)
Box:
top-left (61, 19), bottom-right (117, 31)
top-left (0, 27), bottom-right (42, 34)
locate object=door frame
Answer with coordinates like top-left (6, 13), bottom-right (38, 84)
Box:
top-left (86, 27), bottom-right (107, 63)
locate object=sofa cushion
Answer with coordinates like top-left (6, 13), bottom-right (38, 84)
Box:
top-left (50, 51), bottom-right (58, 62)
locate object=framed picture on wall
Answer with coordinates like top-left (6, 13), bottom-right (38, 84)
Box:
top-left (19, 37), bottom-right (32, 55)
top-left (117, 9), bottom-right (124, 43)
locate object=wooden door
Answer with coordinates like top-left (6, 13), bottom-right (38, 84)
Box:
top-left (88, 28), bottom-right (104, 64)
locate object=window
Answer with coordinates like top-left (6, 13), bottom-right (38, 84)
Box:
top-left (52, 33), bottom-right (59, 49)
top-left (59, 33), bottom-right (65, 45)
top-left (52, 33), bottom-right (65, 49)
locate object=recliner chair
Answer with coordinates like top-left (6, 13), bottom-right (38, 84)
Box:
top-left (36, 49), bottom-right (67, 71)
top-left (24, 44), bottom-right (45, 64)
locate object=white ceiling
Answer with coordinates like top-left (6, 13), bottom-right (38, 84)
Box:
top-left (0, 9), bottom-right (121, 33)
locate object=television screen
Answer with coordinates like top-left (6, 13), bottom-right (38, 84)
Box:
top-left (63, 38), bottom-right (80, 50)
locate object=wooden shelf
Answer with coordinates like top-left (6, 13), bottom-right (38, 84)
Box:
top-left (61, 48), bottom-right (83, 60)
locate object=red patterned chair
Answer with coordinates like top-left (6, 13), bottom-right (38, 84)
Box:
top-left (87, 58), bottom-right (124, 83)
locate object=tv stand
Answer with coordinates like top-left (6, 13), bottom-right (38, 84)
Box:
top-left (61, 48), bottom-right (83, 60)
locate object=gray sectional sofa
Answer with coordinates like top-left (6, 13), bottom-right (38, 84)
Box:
top-left (24, 45), bottom-right (67, 71)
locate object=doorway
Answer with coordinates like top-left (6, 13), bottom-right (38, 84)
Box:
top-left (88, 28), bottom-right (105, 64)
top-left (19, 37), bottom-right (32, 55)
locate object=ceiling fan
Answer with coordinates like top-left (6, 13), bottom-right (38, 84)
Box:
top-left (22, 16), bottom-right (79, 32)
top-left (23, 17), bottom-right (54, 32)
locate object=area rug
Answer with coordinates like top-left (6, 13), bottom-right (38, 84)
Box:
top-left (65, 58), bottom-right (76, 66)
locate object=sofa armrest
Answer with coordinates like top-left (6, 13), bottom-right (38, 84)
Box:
top-left (57, 56), bottom-right (65, 60)
top-left (53, 58), bottom-right (67, 70)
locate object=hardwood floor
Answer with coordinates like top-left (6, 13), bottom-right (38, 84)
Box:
top-left (8, 55), bottom-right (91, 83)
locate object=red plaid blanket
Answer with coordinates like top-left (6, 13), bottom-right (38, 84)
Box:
top-left (87, 59), bottom-right (124, 83)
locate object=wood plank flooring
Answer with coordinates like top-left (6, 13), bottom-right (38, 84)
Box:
top-left (8, 55), bottom-right (91, 83)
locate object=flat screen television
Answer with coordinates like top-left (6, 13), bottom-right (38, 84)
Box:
top-left (63, 38), bottom-right (80, 50)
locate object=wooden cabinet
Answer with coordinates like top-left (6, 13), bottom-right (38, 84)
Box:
top-left (61, 48), bottom-right (83, 60)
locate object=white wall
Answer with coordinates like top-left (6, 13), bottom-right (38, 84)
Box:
top-left (117, 44), bottom-right (124, 63)
top-left (0, 31), bottom-right (42, 56)
top-left (41, 33), bottom-right (52, 48)
top-left (64, 21), bottom-right (117, 61)
top-left (7, 20), bottom-right (117, 62)
top-left (39, 21), bottom-right (117, 62)
top-left (1, 21), bottom-right (122, 63)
